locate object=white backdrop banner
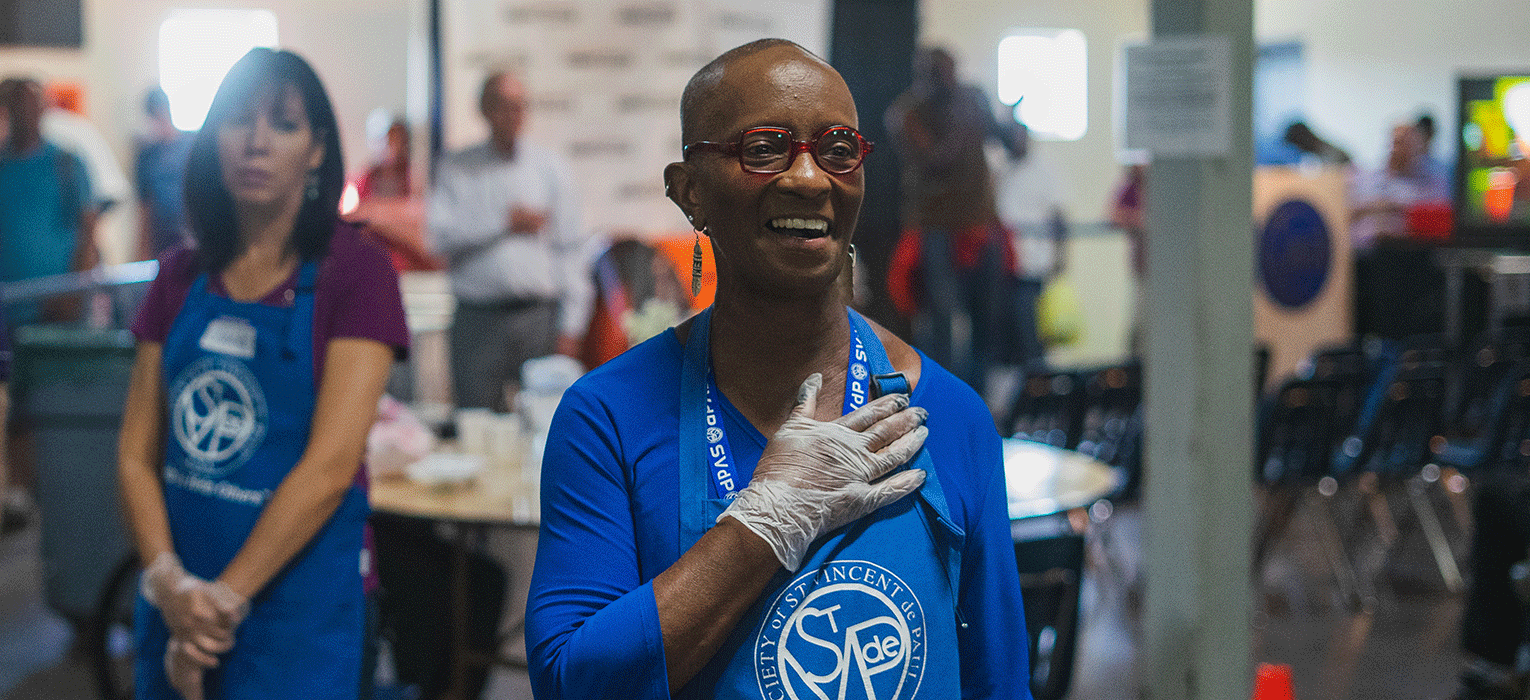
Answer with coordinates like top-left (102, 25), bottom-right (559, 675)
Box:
top-left (442, 0), bottom-right (832, 238)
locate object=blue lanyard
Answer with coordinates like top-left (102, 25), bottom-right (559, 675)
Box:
top-left (706, 312), bottom-right (869, 499)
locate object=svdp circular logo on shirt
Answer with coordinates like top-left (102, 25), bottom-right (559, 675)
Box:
top-left (756, 561), bottom-right (926, 700)
top-left (169, 355), bottom-right (267, 478)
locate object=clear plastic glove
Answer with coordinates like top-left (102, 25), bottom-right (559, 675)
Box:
top-left (141, 553), bottom-right (248, 657)
top-left (720, 373), bottom-right (929, 571)
top-left (165, 637), bottom-right (212, 700)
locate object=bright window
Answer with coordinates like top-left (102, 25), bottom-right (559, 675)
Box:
top-left (997, 29), bottom-right (1088, 141)
top-left (159, 9), bottom-right (279, 131)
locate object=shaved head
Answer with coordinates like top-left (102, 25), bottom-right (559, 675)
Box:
top-left (679, 39), bottom-right (832, 145)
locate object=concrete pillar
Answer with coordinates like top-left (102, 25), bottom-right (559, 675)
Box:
top-left (1139, 0), bottom-right (1255, 698)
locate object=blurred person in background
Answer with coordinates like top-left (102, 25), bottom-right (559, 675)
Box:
top-left (347, 118), bottom-right (440, 272)
top-left (358, 119), bottom-right (410, 200)
top-left (117, 48), bottom-right (408, 700)
top-left (884, 47), bottom-right (1027, 398)
top-left (136, 86), bottom-right (195, 261)
top-left (0, 76), bottom-right (98, 324)
top-left (42, 81), bottom-right (132, 218)
top-left (1349, 121), bottom-right (1452, 340)
top-left (428, 71), bottom-right (593, 410)
top-left (1108, 162), bottom-right (1147, 354)
top-left (527, 39), bottom-right (1030, 699)
top-left (1413, 112), bottom-right (1454, 189)
top-left (992, 119), bottom-right (1061, 379)
top-left (1349, 120), bottom-right (1450, 250)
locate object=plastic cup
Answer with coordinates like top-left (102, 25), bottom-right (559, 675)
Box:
top-left (454, 408), bottom-right (493, 458)
top-left (1252, 662), bottom-right (1294, 700)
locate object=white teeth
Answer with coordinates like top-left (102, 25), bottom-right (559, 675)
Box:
top-left (770, 218), bottom-right (829, 232)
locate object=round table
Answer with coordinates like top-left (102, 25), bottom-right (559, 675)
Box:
top-left (370, 462), bottom-right (539, 700)
top-left (1002, 438), bottom-right (1122, 700)
top-left (370, 469), bottom-right (538, 526)
top-left (1002, 438), bottom-right (1123, 521)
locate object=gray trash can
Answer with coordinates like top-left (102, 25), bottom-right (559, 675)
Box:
top-left (12, 324), bottom-right (136, 623)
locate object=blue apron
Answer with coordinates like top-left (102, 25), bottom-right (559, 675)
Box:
top-left (676, 307), bottom-right (966, 699)
top-left (135, 261), bottom-right (368, 700)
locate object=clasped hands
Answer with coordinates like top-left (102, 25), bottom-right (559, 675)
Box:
top-left (142, 552), bottom-right (249, 700)
top-left (506, 205), bottom-right (549, 235)
top-left (721, 373), bottom-right (930, 571)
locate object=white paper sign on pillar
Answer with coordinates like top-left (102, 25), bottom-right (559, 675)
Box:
top-left (1124, 36), bottom-right (1232, 156)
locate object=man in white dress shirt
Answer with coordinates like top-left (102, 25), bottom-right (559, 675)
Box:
top-left (428, 71), bottom-right (593, 410)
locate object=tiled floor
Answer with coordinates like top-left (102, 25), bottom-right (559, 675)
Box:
top-left (1066, 498), bottom-right (1466, 700)
top-left (0, 491), bottom-right (1476, 699)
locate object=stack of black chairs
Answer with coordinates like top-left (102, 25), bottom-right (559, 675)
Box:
top-left (1002, 363), bottom-right (1142, 700)
top-left (1002, 363), bottom-right (1143, 485)
top-left (1254, 329), bottom-right (1530, 610)
top-left (1254, 343), bottom-right (1374, 608)
top-left (1076, 362), bottom-right (1143, 500)
top-left (1003, 369), bottom-right (1086, 450)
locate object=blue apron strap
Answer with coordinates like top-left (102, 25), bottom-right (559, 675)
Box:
top-left (870, 372), bottom-right (910, 398)
top-left (677, 307), bottom-right (716, 558)
top-left (848, 309), bottom-right (966, 604)
top-left (283, 261), bottom-right (320, 361)
top-left (848, 311), bottom-right (954, 516)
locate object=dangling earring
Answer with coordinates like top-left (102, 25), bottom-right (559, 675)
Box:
top-left (691, 229), bottom-right (705, 297)
top-left (848, 244), bottom-right (857, 276)
top-left (305, 172), bottom-right (319, 201)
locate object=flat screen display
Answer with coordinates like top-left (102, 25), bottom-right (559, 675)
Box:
top-left (1456, 75), bottom-right (1530, 246)
top-left (0, 0), bottom-right (82, 48)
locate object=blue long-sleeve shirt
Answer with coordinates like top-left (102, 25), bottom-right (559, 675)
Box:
top-left (526, 329), bottom-right (1033, 699)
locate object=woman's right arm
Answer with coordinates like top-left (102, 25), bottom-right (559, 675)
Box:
top-left (118, 342), bottom-right (172, 564)
top-left (118, 342), bottom-right (236, 663)
top-left (526, 384), bottom-right (683, 699)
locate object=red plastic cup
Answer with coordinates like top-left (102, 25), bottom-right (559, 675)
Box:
top-left (1406, 202), bottom-right (1454, 240)
top-left (1253, 662), bottom-right (1295, 700)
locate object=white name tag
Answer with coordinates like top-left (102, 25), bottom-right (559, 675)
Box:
top-left (199, 316), bottom-right (257, 359)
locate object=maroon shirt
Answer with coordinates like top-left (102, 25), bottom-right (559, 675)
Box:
top-left (132, 223), bottom-right (410, 373)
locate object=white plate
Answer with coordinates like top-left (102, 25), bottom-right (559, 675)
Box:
top-left (405, 453), bottom-right (484, 487)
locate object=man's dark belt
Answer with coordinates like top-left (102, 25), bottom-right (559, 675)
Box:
top-left (455, 297), bottom-right (556, 312)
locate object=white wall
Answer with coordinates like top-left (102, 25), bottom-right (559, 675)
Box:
top-left (1256, 0), bottom-right (1530, 170)
top-left (440, 0), bottom-right (832, 238)
top-left (9, 0), bottom-right (1523, 255)
top-left (81, 0), bottom-right (419, 178)
top-left (920, 0), bottom-right (1149, 224)
top-left (1, 1), bottom-right (419, 222)
top-left (0, 0), bottom-right (421, 262)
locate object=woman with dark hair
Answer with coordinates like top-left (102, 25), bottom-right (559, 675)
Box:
top-left (117, 48), bottom-right (409, 700)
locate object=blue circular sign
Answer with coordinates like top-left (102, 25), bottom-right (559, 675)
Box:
top-left (1259, 199), bottom-right (1331, 309)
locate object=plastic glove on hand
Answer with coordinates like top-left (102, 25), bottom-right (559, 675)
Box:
top-left (141, 553), bottom-right (241, 656)
top-left (720, 373), bottom-right (928, 571)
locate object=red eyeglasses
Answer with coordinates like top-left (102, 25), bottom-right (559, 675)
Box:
top-left (683, 125), bottom-right (873, 175)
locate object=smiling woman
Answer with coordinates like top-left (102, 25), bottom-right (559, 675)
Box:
top-left (116, 48), bottom-right (410, 700)
top-left (526, 39), bottom-right (1034, 700)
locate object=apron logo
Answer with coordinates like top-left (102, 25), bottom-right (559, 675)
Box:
top-left (756, 561), bottom-right (926, 700)
top-left (707, 426), bottom-right (724, 444)
top-left (169, 356), bottom-right (267, 478)
top-left (851, 363), bottom-right (868, 381)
